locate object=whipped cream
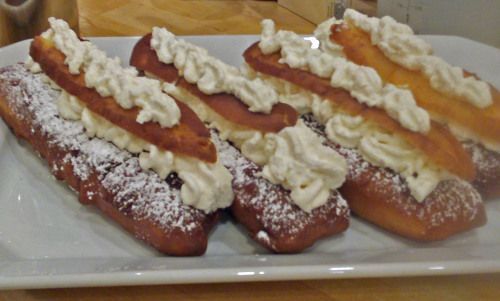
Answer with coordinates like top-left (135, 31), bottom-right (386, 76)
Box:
top-left (259, 19), bottom-right (430, 134)
top-left (165, 83), bottom-right (347, 212)
top-left (150, 27), bottom-right (279, 114)
top-left (57, 90), bottom-right (233, 213)
top-left (325, 111), bottom-right (450, 201)
top-left (343, 9), bottom-right (492, 109)
top-left (25, 56), bottom-right (62, 90)
top-left (448, 122), bottom-right (500, 153)
top-left (41, 18), bottom-right (181, 128)
top-left (261, 120), bottom-right (347, 211)
top-left (25, 56), bottom-right (42, 73)
top-left (313, 18), bottom-right (345, 57)
top-left (250, 68), bottom-right (450, 202)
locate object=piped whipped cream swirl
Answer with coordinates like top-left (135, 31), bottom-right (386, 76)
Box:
top-left (151, 27), bottom-right (279, 114)
top-left (325, 110), bottom-right (450, 201)
top-left (313, 18), bottom-right (345, 57)
top-left (259, 19), bottom-right (430, 134)
top-left (343, 9), bottom-right (492, 108)
top-left (261, 120), bottom-right (347, 211)
top-left (57, 91), bottom-right (233, 213)
top-left (165, 83), bottom-right (347, 212)
top-left (41, 18), bottom-right (181, 128)
top-left (248, 70), bottom-right (450, 202)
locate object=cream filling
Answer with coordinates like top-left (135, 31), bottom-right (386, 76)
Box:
top-left (25, 56), bottom-right (61, 90)
top-left (56, 90), bottom-right (233, 213)
top-left (258, 19), bottom-right (431, 134)
top-left (163, 83), bottom-right (347, 212)
top-left (313, 16), bottom-right (500, 155)
top-left (150, 27), bottom-right (279, 114)
top-left (250, 68), bottom-right (453, 202)
top-left (41, 18), bottom-right (181, 128)
top-left (343, 9), bottom-right (492, 109)
top-left (448, 122), bottom-right (500, 153)
top-left (313, 18), bottom-right (345, 57)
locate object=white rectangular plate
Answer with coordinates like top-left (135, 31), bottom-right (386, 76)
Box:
top-left (1, 35), bottom-right (500, 289)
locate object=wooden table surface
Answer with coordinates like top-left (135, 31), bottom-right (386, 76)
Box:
top-left (1, 0), bottom-right (499, 300)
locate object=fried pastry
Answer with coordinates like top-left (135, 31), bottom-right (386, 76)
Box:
top-left (463, 142), bottom-right (500, 200)
top-left (242, 19), bottom-right (487, 240)
top-left (0, 64), bottom-right (219, 255)
top-left (0, 18), bottom-right (235, 255)
top-left (214, 131), bottom-right (349, 252)
top-left (325, 9), bottom-right (500, 198)
top-left (303, 115), bottom-right (486, 241)
top-left (130, 28), bottom-right (350, 253)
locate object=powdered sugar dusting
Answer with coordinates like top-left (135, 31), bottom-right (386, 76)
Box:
top-left (302, 114), bottom-right (483, 227)
top-left (212, 130), bottom-right (349, 238)
top-left (463, 141), bottom-right (500, 189)
top-left (0, 64), bottom-right (207, 233)
top-left (0, 64), bottom-right (87, 151)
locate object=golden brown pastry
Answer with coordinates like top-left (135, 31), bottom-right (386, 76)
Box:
top-left (130, 29), bottom-right (350, 253)
top-left (325, 9), bottom-right (500, 199)
top-left (243, 42), bottom-right (475, 181)
top-left (0, 64), bottom-right (219, 255)
top-left (303, 115), bottom-right (486, 241)
top-left (242, 19), bottom-right (487, 240)
top-left (130, 33), bottom-right (298, 134)
top-left (0, 18), bottom-right (236, 256)
top-left (31, 35), bottom-right (216, 163)
top-left (463, 142), bottom-right (500, 199)
top-left (213, 131), bottom-right (349, 252)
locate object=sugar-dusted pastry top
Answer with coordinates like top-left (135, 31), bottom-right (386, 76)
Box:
top-left (0, 64), bottom-right (213, 233)
top-left (130, 33), bottom-right (298, 134)
top-left (343, 9), bottom-right (492, 109)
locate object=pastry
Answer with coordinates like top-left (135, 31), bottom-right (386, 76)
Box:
top-left (324, 9), bottom-right (500, 199)
top-left (0, 63), bottom-right (219, 255)
top-left (241, 19), bottom-right (487, 240)
top-left (0, 18), bottom-right (235, 255)
top-left (130, 28), bottom-right (350, 253)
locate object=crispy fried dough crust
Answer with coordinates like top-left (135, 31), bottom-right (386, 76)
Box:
top-left (243, 42), bottom-right (476, 181)
top-left (31, 36), bottom-right (217, 163)
top-left (213, 131), bottom-right (349, 253)
top-left (331, 22), bottom-right (500, 145)
top-left (130, 34), bottom-right (298, 133)
top-left (303, 115), bottom-right (486, 241)
top-left (130, 35), bottom-right (348, 252)
top-left (463, 142), bottom-right (500, 200)
top-left (0, 64), bottom-right (219, 255)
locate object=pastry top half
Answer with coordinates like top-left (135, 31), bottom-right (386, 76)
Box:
top-left (28, 18), bottom-right (234, 213)
top-left (324, 9), bottom-right (500, 154)
top-left (130, 27), bottom-right (349, 213)
top-left (243, 19), bottom-right (477, 203)
top-left (131, 33), bottom-right (298, 133)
